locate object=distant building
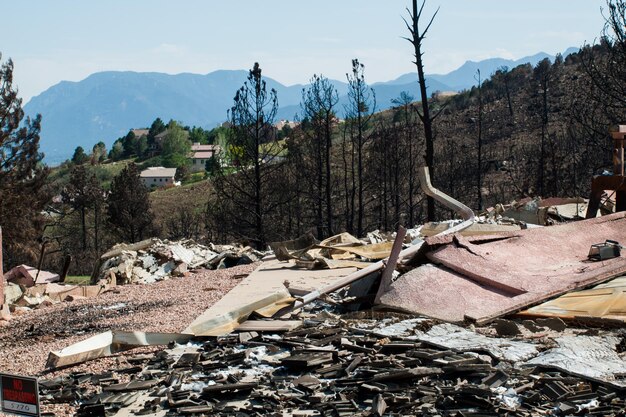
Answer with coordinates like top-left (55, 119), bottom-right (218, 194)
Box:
top-left (153, 130), bottom-right (168, 147)
top-left (273, 120), bottom-right (299, 130)
top-left (153, 129), bottom-right (189, 148)
top-left (190, 143), bottom-right (221, 172)
top-left (131, 128), bottom-right (149, 138)
top-left (140, 167), bottom-right (177, 188)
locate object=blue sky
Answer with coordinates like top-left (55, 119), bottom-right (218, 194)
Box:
top-left (3, 0), bottom-right (606, 102)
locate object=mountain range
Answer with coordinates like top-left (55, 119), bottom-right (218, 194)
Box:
top-left (24, 48), bottom-right (578, 164)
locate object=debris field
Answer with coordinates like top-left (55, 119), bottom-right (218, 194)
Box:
top-left (38, 314), bottom-right (626, 417)
top-left (2, 159), bottom-right (626, 417)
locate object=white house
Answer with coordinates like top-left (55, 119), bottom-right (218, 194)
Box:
top-left (190, 143), bottom-right (220, 172)
top-left (140, 167), bottom-right (177, 188)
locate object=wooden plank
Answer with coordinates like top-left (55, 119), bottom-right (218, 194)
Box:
top-left (281, 352), bottom-right (334, 368)
top-left (46, 331), bottom-right (191, 369)
top-left (185, 258), bottom-right (357, 336)
top-left (420, 222), bottom-right (522, 237)
top-left (202, 382), bottom-right (258, 394)
top-left (235, 320), bottom-right (302, 332)
top-left (374, 226), bottom-right (406, 304)
top-left (517, 275), bottom-right (626, 323)
top-left (316, 242), bottom-right (394, 260)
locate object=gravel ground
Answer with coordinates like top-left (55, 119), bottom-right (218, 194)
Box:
top-left (0, 263), bottom-right (257, 416)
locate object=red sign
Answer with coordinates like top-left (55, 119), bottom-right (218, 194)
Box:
top-left (0, 374), bottom-right (40, 417)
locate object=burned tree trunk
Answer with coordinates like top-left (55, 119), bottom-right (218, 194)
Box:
top-left (405, 0), bottom-right (440, 221)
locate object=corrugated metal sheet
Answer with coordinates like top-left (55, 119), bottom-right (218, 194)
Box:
top-left (524, 335), bottom-right (626, 387)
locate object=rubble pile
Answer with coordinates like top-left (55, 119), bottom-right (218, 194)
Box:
top-left (95, 239), bottom-right (265, 284)
top-left (5, 156), bottom-right (626, 416)
top-left (492, 197), bottom-right (596, 226)
top-left (38, 315), bottom-right (626, 417)
top-left (2, 272), bottom-right (115, 319)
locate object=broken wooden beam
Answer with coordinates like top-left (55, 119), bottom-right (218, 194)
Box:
top-left (374, 226), bottom-right (406, 304)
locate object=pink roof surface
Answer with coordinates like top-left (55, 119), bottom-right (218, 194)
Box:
top-left (192, 151), bottom-right (215, 159)
top-left (381, 212), bottom-right (626, 323)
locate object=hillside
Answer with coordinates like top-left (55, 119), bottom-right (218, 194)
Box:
top-left (25, 50), bottom-right (574, 165)
top-left (27, 43), bottom-right (625, 276)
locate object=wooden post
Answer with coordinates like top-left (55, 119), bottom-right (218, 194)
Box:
top-left (588, 126), bottom-right (626, 218)
top-left (374, 226), bottom-right (406, 305)
top-left (0, 226), bottom-right (4, 306)
top-left (611, 127), bottom-right (626, 176)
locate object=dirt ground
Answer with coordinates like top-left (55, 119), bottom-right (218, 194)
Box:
top-left (0, 263), bottom-right (257, 416)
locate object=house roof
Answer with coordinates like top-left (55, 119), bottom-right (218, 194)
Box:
top-left (192, 152), bottom-right (215, 159)
top-left (131, 129), bottom-right (149, 138)
top-left (191, 143), bottom-right (219, 152)
top-left (140, 167), bottom-right (177, 178)
top-left (155, 129), bottom-right (190, 141)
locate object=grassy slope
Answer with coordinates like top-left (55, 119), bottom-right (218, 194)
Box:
top-left (149, 178), bottom-right (212, 231)
top-left (49, 159), bottom-right (135, 191)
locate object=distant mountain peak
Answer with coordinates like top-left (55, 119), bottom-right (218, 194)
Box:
top-left (25, 48), bottom-right (579, 164)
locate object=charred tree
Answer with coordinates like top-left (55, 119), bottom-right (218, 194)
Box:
top-left (344, 59), bottom-right (375, 237)
top-left (404, 0), bottom-right (441, 221)
top-left (392, 92), bottom-right (419, 226)
top-left (61, 165), bottom-right (103, 250)
top-left (213, 63), bottom-right (282, 247)
top-left (531, 58), bottom-right (553, 197)
top-left (475, 69), bottom-right (484, 210)
top-left (0, 53), bottom-right (49, 267)
top-left (300, 75), bottom-right (339, 238)
top-left (107, 163), bottom-right (154, 243)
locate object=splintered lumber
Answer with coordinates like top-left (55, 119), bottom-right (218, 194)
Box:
top-left (281, 352), bottom-right (334, 368)
top-left (517, 275), bottom-right (626, 324)
top-left (273, 167), bottom-right (478, 316)
top-left (276, 220), bottom-right (476, 316)
top-left (202, 382), bottom-right (258, 394)
top-left (235, 319), bottom-right (302, 332)
top-left (275, 243), bottom-right (423, 316)
top-left (374, 226), bottom-right (406, 304)
top-left (46, 331), bottom-right (191, 368)
top-left (315, 241), bottom-right (394, 260)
